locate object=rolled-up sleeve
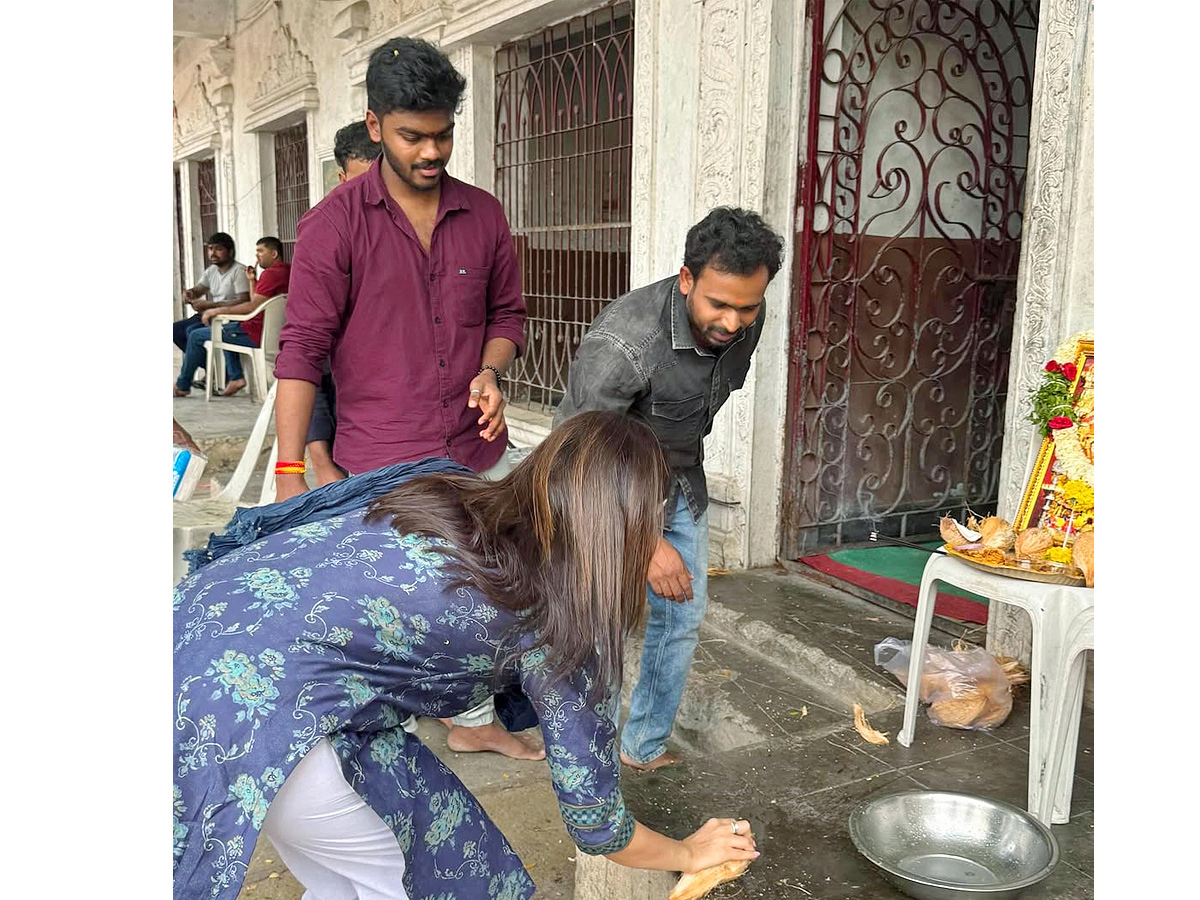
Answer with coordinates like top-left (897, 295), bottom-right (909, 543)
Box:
top-left (483, 207), bottom-right (527, 357)
top-left (520, 652), bottom-right (635, 856)
top-left (274, 207), bottom-right (352, 385)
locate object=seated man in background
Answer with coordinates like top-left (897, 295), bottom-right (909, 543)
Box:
top-left (301, 120), bottom-right (387, 485)
top-left (174, 236), bottom-right (290, 397)
top-left (172, 232), bottom-right (250, 384)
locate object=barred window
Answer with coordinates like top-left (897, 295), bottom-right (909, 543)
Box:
top-left (274, 122), bottom-right (311, 262)
top-left (495, 2), bottom-right (634, 414)
top-left (196, 157), bottom-right (219, 268)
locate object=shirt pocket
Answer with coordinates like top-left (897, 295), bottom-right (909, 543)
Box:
top-left (648, 393), bottom-right (707, 453)
top-left (445, 266), bottom-right (489, 326)
top-left (650, 393), bottom-right (706, 423)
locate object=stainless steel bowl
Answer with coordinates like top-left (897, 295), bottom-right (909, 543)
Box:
top-left (849, 790), bottom-right (1059, 900)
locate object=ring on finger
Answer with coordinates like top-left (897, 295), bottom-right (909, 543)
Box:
top-left (731, 820), bottom-right (740, 835)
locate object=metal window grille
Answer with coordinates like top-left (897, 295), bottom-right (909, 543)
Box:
top-left (495, 1), bottom-right (634, 414)
top-left (196, 157), bottom-right (219, 263)
top-left (174, 167), bottom-right (187, 290)
top-left (274, 122), bottom-right (311, 262)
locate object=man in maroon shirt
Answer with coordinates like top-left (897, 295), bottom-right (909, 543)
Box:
top-left (174, 236), bottom-right (290, 397)
top-left (273, 38), bottom-right (533, 760)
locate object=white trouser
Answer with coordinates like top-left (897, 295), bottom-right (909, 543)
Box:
top-left (262, 738), bottom-right (409, 900)
top-left (400, 450), bottom-right (512, 732)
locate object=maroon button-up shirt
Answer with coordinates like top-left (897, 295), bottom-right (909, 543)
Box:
top-left (275, 157), bottom-right (526, 476)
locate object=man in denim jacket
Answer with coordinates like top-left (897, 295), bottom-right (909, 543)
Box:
top-left (553, 207), bottom-right (784, 770)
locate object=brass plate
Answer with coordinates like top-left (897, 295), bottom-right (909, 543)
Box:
top-left (943, 546), bottom-right (1086, 587)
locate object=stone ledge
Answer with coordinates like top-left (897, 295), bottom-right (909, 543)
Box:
top-left (700, 597), bottom-right (903, 714)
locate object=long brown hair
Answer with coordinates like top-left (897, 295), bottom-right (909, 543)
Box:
top-left (365, 410), bottom-right (669, 696)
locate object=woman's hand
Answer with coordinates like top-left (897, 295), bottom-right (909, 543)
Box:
top-left (679, 818), bottom-right (759, 872)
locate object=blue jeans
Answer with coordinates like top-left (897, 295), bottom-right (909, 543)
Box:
top-left (621, 492), bottom-right (709, 763)
top-left (176, 322), bottom-right (254, 391)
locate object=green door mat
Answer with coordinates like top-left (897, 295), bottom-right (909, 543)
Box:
top-left (799, 542), bottom-right (989, 625)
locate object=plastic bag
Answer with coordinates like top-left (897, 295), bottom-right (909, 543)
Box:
top-left (173, 445), bottom-right (208, 500)
top-left (874, 637), bottom-right (1013, 731)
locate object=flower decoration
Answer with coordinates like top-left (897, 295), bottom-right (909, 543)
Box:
top-left (1027, 331), bottom-right (1094, 488)
top-left (1060, 479), bottom-right (1094, 512)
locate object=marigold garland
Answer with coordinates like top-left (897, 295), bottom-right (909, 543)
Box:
top-left (1059, 479), bottom-right (1094, 511)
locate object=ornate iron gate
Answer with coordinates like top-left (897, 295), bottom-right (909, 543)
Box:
top-left (494, 1), bottom-right (634, 414)
top-left (274, 122), bottom-right (311, 262)
top-left (782, 0), bottom-right (1039, 557)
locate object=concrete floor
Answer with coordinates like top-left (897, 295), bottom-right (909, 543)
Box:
top-left (218, 570), bottom-right (1092, 900)
top-left (173, 365), bottom-right (1093, 900)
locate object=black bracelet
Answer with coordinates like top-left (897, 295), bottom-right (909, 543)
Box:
top-left (479, 364), bottom-right (503, 380)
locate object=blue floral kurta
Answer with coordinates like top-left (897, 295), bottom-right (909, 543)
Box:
top-left (173, 509), bottom-right (635, 900)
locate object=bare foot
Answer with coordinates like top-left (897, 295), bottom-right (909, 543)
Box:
top-left (219, 378), bottom-right (247, 397)
top-left (444, 722), bottom-right (545, 760)
top-left (619, 749), bottom-right (682, 772)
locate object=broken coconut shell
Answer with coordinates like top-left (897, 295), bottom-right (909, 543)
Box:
top-left (929, 694), bottom-right (988, 728)
top-left (669, 860), bottom-right (752, 900)
top-left (939, 516), bottom-right (981, 548)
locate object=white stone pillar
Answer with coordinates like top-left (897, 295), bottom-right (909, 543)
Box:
top-left (178, 158), bottom-right (203, 285)
top-left (989, 0), bottom-right (1094, 661)
top-left (446, 44), bottom-right (496, 192)
top-left (631, 0), bottom-right (803, 569)
top-left (216, 119), bottom-right (238, 243)
top-left (172, 177), bottom-right (183, 318)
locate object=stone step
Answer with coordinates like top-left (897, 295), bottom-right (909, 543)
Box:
top-left (615, 566), bottom-right (977, 770)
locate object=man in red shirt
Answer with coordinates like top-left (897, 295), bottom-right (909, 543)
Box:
top-left (273, 38), bottom-right (531, 759)
top-left (174, 236), bottom-right (290, 397)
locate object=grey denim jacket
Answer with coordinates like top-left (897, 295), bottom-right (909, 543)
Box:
top-left (552, 275), bottom-right (763, 522)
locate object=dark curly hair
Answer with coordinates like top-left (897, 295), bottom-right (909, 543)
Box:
top-left (205, 231), bottom-right (235, 255)
top-left (682, 207), bottom-right (784, 282)
top-left (366, 37), bottom-right (467, 117)
top-left (333, 120), bottom-right (381, 169)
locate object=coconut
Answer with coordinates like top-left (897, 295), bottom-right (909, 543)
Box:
top-left (939, 516), bottom-right (981, 547)
top-left (1014, 527), bottom-right (1054, 560)
top-left (978, 516), bottom-right (1016, 551)
top-left (1072, 530), bottom-right (1094, 587)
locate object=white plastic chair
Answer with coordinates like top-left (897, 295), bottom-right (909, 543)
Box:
top-left (896, 553), bottom-right (1095, 825)
top-left (1033, 603), bottom-right (1093, 825)
top-left (173, 380), bottom-right (279, 583)
top-left (205, 293), bottom-right (287, 403)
